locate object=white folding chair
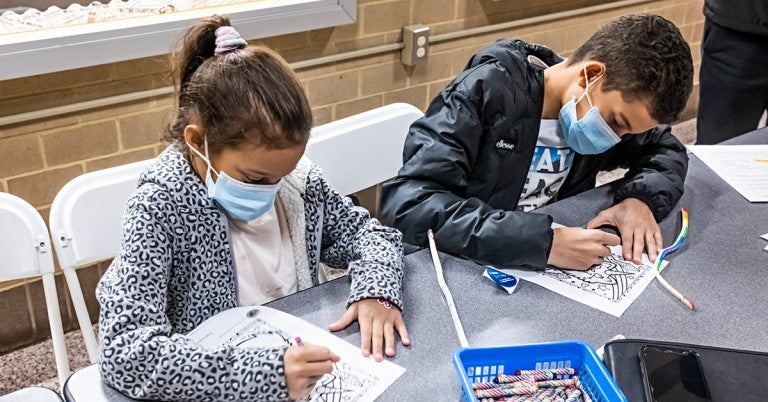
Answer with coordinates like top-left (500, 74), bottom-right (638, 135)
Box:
top-left (305, 102), bottom-right (424, 196)
top-left (0, 193), bottom-right (70, 386)
top-left (49, 159), bottom-right (155, 363)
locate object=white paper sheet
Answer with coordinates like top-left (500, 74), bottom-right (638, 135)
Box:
top-left (188, 306), bottom-right (405, 402)
top-left (688, 145), bottom-right (768, 202)
top-left (501, 246), bottom-right (668, 317)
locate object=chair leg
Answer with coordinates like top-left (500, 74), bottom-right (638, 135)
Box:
top-left (62, 267), bottom-right (99, 363)
top-left (42, 273), bottom-right (71, 386)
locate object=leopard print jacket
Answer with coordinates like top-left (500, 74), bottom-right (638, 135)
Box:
top-left (96, 145), bottom-right (404, 401)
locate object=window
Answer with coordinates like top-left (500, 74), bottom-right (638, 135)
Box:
top-left (0, 0), bottom-right (355, 80)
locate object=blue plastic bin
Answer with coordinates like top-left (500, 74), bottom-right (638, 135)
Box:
top-left (452, 340), bottom-right (627, 402)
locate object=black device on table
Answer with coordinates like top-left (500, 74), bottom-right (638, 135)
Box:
top-left (639, 345), bottom-right (711, 402)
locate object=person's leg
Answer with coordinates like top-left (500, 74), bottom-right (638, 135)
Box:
top-left (697, 19), bottom-right (768, 144)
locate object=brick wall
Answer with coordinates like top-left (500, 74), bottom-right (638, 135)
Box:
top-left (0, 0), bottom-right (705, 352)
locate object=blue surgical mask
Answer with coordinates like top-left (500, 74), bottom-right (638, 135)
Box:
top-left (187, 138), bottom-right (280, 221)
top-left (558, 67), bottom-right (621, 155)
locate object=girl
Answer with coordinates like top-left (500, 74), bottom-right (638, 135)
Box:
top-left (97, 15), bottom-right (409, 401)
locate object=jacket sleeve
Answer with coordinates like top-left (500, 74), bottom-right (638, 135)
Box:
top-left (97, 187), bottom-right (290, 402)
top-left (380, 88), bottom-right (553, 268)
top-left (601, 124), bottom-right (689, 221)
top-left (305, 166), bottom-right (405, 309)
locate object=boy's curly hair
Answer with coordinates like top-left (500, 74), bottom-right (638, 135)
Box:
top-left (568, 14), bottom-right (694, 124)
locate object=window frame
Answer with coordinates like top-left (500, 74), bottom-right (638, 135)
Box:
top-left (0, 0), bottom-right (355, 80)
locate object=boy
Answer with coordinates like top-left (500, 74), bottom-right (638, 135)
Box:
top-left (380, 14), bottom-right (693, 270)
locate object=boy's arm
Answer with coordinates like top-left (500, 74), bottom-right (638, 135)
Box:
top-left (98, 189), bottom-right (290, 402)
top-left (380, 89), bottom-right (554, 268)
top-left (307, 166), bottom-right (404, 310)
top-left (603, 124), bottom-right (689, 221)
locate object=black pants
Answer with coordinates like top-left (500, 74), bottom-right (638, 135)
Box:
top-left (697, 19), bottom-right (768, 144)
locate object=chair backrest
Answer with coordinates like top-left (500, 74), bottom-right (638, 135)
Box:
top-left (0, 192), bottom-right (54, 281)
top-left (49, 159), bottom-right (154, 269)
top-left (305, 103), bottom-right (423, 196)
top-left (0, 192), bottom-right (70, 386)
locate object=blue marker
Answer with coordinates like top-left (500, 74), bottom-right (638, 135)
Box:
top-left (483, 267), bottom-right (519, 294)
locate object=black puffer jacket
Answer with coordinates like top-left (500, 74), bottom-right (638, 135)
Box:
top-left (380, 39), bottom-right (688, 268)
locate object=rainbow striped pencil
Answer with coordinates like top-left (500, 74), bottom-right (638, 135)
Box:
top-left (653, 208), bottom-right (694, 309)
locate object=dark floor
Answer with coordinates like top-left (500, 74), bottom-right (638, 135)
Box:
top-left (0, 118), bottom-right (706, 397)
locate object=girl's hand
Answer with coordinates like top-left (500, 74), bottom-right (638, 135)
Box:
top-left (328, 298), bottom-right (411, 362)
top-left (283, 342), bottom-right (340, 400)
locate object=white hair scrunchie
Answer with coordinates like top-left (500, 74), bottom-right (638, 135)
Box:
top-left (214, 26), bottom-right (247, 55)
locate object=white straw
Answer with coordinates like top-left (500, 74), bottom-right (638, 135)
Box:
top-left (427, 229), bottom-right (469, 348)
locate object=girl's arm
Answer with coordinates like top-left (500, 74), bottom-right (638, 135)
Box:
top-left (305, 166), bottom-right (404, 310)
top-left (97, 187), bottom-right (290, 402)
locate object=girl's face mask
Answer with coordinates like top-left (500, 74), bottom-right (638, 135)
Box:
top-left (187, 137), bottom-right (280, 222)
top-left (558, 66), bottom-right (621, 155)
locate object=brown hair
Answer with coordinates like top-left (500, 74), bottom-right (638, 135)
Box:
top-left (567, 14), bottom-right (693, 124)
top-left (164, 15), bottom-right (312, 153)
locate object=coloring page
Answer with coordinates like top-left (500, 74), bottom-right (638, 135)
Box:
top-left (188, 306), bottom-right (405, 402)
top-left (501, 245), bottom-right (668, 317)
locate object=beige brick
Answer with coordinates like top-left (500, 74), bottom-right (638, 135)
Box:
top-left (119, 107), bottom-right (173, 149)
top-left (42, 121), bottom-right (119, 166)
top-left (296, 64), bottom-right (338, 81)
top-left (683, 0), bottom-right (705, 25)
top-left (413, 0), bottom-right (455, 24)
top-left (359, 62), bottom-right (409, 96)
top-left (334, 34), bottom-right (389, 54)
top-left (71, 77), bottom-right (161, 104)
top-left (428, 78), bottom-right (454, 98)
top-left (678, 23), bottom-right (696, 44)
top-left (334, 94), bottom-right (384, 120)
top-left (306, 71), bottom-right (360, 106)
top-left (37, 64), bottom-right (112, 91)
top-left (406, 51), bottom-right (455, 86)
top-left (0, 92), bottom-right (79, 118)
top-left (261, 31), bottom-right (310, 51)
top-left (85, 147), bottom-right (157, 172)
top-left (529, 27), bottom-right (568, 54)
top-left (0, 134), bottom-right (44, 178)
top-left (37, 206), bottom-right (50, 229)
top-left (7, 164), bottom-right (83, 207)
top-left (333, 53), bottom-right (399, 72)
top-left (112, 55), bottom-right (170, 80)
top-left (280, 45), bottom-right (337, 64)
top-left (384, 85), bottom-right (428, 111)
top-left (1, 180), bottom-right (7, 192)
top-left (361, 1), bottom-right (411, 35)
top-left (310, 23), bottom-right (360, 45)
top-left (659, 4), bottom-right (688, 26)
top-left (0, 115), bottom-right (80, 140)
top-left (0, 75), bottom-right (40, 101)
top-left (312, 106), bottom-right (333, 126)
top-left (692, 21), bottom-right (704, 44)
top-left (77, 98), bottom-right (164, 124)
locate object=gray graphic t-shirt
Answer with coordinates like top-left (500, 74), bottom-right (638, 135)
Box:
top-left (516, 119), bottom-right (575, 211)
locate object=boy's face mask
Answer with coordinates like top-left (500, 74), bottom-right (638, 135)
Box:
top-left (558, 66), bottom-right (621, 155)
top-left (187, 137), bottom-right (280, 222)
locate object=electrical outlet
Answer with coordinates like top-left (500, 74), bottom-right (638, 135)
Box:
top-left (401, 24), bottom-right (430, 66)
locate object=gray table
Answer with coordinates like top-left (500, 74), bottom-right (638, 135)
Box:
top-left (64, 127), bottom-right (768, 401)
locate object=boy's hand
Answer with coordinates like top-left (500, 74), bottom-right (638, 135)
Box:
top-left (284, 342), bottom-right (340, 400)
top-left (328, 298), bottom-right (410, 362)
top-left (587, 198), bottom-right (662, 264)
top-left (547, 227), bottom-right (620, 270)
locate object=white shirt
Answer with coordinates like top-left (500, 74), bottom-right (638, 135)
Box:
top-left (517, 119), bottom-right (575, 211)
top-left (228, 197), bottom-right (297, 306)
